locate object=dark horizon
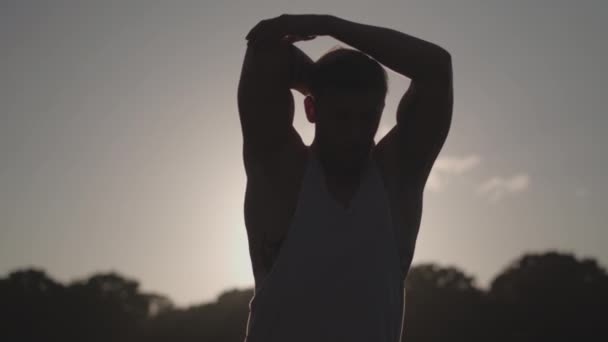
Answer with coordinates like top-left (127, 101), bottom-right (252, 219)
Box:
top-left (3, 249), bottom-right (607, 341)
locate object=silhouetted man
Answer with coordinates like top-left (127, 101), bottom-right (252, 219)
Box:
top-left (237, 14), bottom-right (453, 342)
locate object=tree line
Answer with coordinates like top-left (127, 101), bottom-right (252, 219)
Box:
top-left (2, 250), bottom-right (607, 341)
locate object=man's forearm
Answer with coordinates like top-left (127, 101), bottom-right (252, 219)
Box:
top-left (324, 15), bottom-right (451, 80)
top-left (243, 39), bottom-right (313, 97)
top-left (287, 43), bottom-right (315, 96)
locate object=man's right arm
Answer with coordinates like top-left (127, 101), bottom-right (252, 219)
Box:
top-left (289, 43), bottom-right (315, 97)
top-left (237, 39), bottom-right (310, 172)
top-left (238, 39), bottom-right (314, 281)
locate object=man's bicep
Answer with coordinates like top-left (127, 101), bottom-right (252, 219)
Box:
top-left (393, 67), bottom-right (453, 187)
top-left (237, 41), bottom-right (295, 165)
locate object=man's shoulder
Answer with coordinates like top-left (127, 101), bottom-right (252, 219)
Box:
top-left (372, 145), bottom-right (424, 196)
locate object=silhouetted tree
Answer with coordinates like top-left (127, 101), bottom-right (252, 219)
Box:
top-left (489, 251), bottom-right (608, 341)
top-left (2, 251), bottom-right (607, 342)
top-left (402, 263), bottom-right (489, 341)
top-left (66, 272), bottom-right (154, 341)
top-left (0, 268), bottom-right (174, 342)
top-left (138, 287), bottom-right (253, 342)
top-left (0, 268), bottom-right (67, 341)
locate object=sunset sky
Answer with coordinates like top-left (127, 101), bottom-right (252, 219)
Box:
top-left (1, 0), bottom-right (606, 306)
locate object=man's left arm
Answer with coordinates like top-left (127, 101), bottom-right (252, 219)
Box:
top-left (326, 15), bottom-right (453, 190)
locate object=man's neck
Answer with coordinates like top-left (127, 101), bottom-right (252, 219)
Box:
top-left (310, 141), bottom-right (369, 187)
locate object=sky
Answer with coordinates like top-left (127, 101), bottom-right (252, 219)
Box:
top-left (1, 0), bottom-right (606, 307)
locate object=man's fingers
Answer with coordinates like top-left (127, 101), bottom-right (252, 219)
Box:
top-left (247, 15), bottom-right (316, 43)
top-left (282, 34), bottom-right (317, 44)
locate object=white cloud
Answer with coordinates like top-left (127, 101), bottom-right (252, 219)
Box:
top-left (434, 155), bottom-right (481, 174)
top-left (476, 173), bottom-right (530, 202)
top-left (427, 154), bottom-right (481, 192)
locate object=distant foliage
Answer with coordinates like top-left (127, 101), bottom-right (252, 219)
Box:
top-left (403, 264), bottom-right (489, 341)
top-left (488, 251), bottom-right (608, 341)
top-left (0, 268), bottom-right (173, 342)
top-left (1, 251), bottom-right (607, 341)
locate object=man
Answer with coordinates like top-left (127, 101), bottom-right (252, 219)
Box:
top-left (237, 14), bottom-right (453, 342)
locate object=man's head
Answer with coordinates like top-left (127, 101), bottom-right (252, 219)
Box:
top-left (304, 46), bottom-right (388, 170)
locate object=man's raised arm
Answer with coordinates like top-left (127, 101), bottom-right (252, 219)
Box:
top-left (326, 15), bottom-right (453, 189)
top-left (326, 15), bottom-right (451, 83)
top-left (237, 36), bottom-right (314, 170)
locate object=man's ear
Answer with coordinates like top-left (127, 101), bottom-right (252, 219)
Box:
top-left (304, 96), bottom-right (316, 123)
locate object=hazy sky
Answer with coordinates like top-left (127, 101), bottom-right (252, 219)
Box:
top-left (1, 0), bottom-right (606, 306)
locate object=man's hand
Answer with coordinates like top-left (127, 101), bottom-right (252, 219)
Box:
top-left (245, 14), bottom-right (331, 46)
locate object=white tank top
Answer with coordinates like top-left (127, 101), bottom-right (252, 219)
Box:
top-left (245, 146), bottom-right (405, 342)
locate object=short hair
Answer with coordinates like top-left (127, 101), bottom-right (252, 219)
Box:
top-left (309, 45), bottom-right (389, 103)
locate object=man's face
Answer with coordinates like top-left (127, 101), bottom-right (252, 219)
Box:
top-left (315, 90), bottom-right (385, 168)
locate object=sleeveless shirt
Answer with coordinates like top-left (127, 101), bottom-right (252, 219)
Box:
top-left (244, 146), bottom-right (405, 342)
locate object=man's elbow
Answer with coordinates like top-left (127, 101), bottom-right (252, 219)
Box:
top-left (416, 48), bottom-right (451, 83)
top-left (434, 49), bottom-right (452, 79)
top-left (435, 44), bottom-right (451, 65)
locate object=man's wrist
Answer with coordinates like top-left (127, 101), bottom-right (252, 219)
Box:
top-left (323, 15), bottom-right (353, 42)
top-left (320, 14), bottom-right (339, 38)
